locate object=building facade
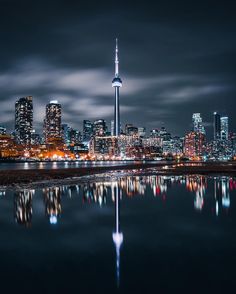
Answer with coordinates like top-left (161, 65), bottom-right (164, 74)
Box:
top-left (93, 119), bottom-right (107, 137)
top-left (90, 136), bottom-right (118, 158)
top-left (15, 96), bottom-right (33, 145)
top-left (184, 131), bottom-right (206, 159)
top-left (44, 100), bottom-right (62, 143)
top-left (83, 120), bottom-right (93, 143)
top-left (220, 116), bottom-right (229, 141)
top-left (192, 113), bottom-right (205, 134)
top-left (214, 112), bottom-right (221, 140)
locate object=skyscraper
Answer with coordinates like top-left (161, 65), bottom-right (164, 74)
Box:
top-left (15, 96), bottom-right (33, 145)
top-left (112, 38), bottom-right (122, 136)
top-left (93, 119), bottom-right (107, 136)
top-left (44, 100), bottom-right (62, 143)
top-left (192, 113), bottom-right (205, 135)
top-left (111, 120), bottom-right (114, 136)
top-left (61, 124), bottom-right (70, 146)
top-left (214, 112), bottom-right (221, 140)
top-left (68, 128), bottom-right (82, 145)
top-left (220, 116), bottom-right (229, 141)
top-left (184, 131), bottom-right (206, 159)
top-left (138, 127), bottom-right (146, 138)
top-left (83, 120), bottom-right (93, 143)
top-left (125, 124), bottom-right (138, 136)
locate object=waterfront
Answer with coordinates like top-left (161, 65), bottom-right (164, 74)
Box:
top-left (0, 160), bottom-right (145, 170)
top-left (0, 174), bottom-right (235, 293)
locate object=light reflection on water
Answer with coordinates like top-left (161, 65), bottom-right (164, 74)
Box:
top-left (1, 175), bottom-right (235, 226)
top-left (0, 174), bottom-right (236, 292)
top-left (0, 160), bottom-right (147, 170)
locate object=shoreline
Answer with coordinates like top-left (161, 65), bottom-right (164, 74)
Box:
top-left (1, 161), bottom-right (236, 189)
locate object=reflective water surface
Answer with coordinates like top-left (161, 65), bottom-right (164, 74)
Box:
top-left (0, 160), bottom-right (152, 170)
top-left (0, 174), bottom-right (236, 293)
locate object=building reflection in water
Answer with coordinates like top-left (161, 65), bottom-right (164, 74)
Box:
top-left (14, 190), bottom-right (34, 226)
top-left (77, 175), bottom-right (235, 216)
top-left (112, 183), bottom-right (123, 288)
top-left (81, 183), bottom-right (108, 206)
top-left (9, 175), bottom-right (236, 227)
top-left (214, 177), bottom-right (231, 216)
top-left (0, 189), bottom-right (6, 197)
top-left (185, 176), bottom-right (206, 211)
top-left (43, 187), bottom-right (62, 224)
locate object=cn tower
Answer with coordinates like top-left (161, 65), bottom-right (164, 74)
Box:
top-left (112, 38), bottom-right (122, 136)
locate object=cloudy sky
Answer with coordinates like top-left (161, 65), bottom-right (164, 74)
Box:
top-left (0, 0), bottom-right (235, 137)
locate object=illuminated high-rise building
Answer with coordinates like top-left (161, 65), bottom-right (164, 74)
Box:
top-left (83, 120), bottom-right (93, 143)
top-left (220, 116), bottom-right (229, 141)
top-left (31, 130), bottom-right (41, 145)
top-left (90, 136), bottom-right (118, 157)
top-left (184, 131), bottom-right (206, 159)
top-left (61, 123), bottom-right (70, 146)
top-left (69, 128), bottom-right (82, 145)
top-left (44, 100), bottom-right (62, 143)
top-left (111, 120), bottom-right (114, 136)
top-left (192, 113), bottom-right (205, 135)
top-left (93, 119), bottom-right (107, 136)
top-left (15, 96), bottom-right (33, 145)
top-left (112, 38), bottom-right (122, 136)
top-left (214, 112), bottom-right (221, 140)
top-left (138, 127), bottom-right (146, 138)
top-left (125, 124), bottom-right (138, 136)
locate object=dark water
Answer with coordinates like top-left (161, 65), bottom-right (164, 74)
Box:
top-left (0, 174), bottom-right (235, 293)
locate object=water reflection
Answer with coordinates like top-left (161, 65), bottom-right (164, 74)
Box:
top-left (14, 190), bottom-right (34, 226)
top-left (3, 174), bottom-right (235, 292)
top-left (10, 175), bottom-right (236, 227)
top-left (9, 174), bottom-right (236, 286)
top-left (82, 183), bottom-right (107, 205)
top-left (112, 184), bottom-right (123, 288)
top-left (10, 175), bottom-right (236, 226)
top-left (43, 187), bottom-right (62, 224)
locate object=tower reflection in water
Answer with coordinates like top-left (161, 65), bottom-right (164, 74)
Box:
top-left (112, 183), bottom-right (123, 288)
top-left (14, 190), bottom-right (34, 226)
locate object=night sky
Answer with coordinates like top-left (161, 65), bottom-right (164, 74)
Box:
top-left (0, 0), bottom-right (235, 137)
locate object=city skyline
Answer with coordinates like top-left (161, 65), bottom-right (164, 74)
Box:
top-left (0, 1), bottom-right (235, 137)
top-left (1, 2), bottom-right (236, 293)
top-left (0, 94), bottom-right (232, 139)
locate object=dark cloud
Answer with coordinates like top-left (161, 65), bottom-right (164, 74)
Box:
top-left (0, 0), bottom-right (235, 138)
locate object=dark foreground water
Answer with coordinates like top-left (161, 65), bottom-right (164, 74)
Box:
top-left (0, 174), bottom-right (235, 293)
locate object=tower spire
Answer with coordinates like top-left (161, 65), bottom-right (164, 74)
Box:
top-left (112, 38), bottom-right (122, 137)
top-left (115, 38), bottom-right (119, 77)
